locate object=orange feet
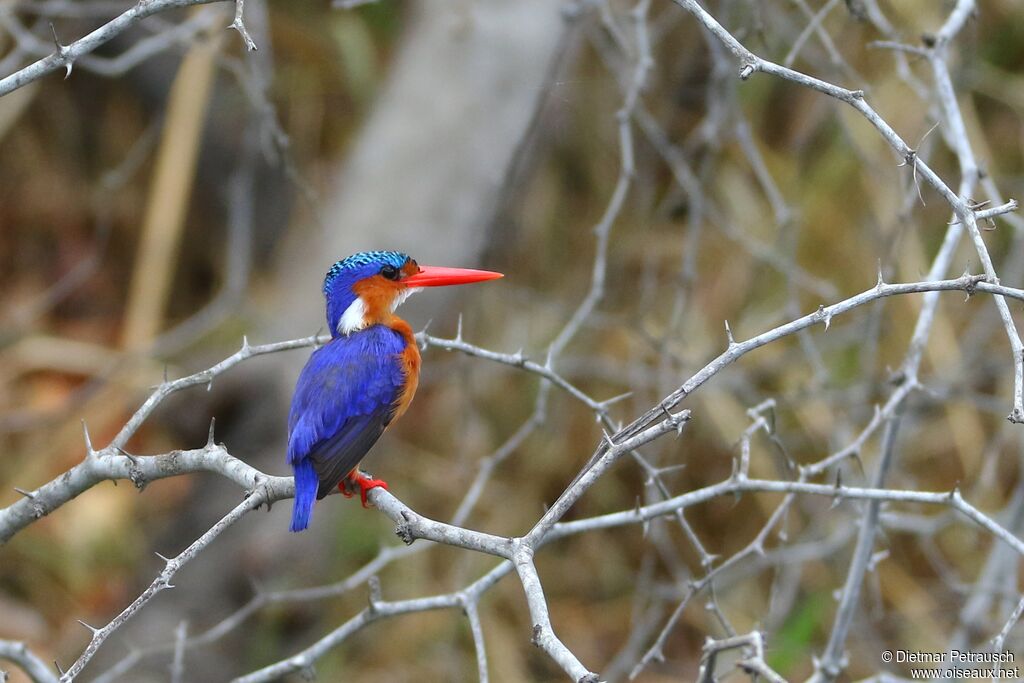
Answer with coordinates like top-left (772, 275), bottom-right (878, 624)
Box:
top-left (339, 471), bottom-right (389, 508)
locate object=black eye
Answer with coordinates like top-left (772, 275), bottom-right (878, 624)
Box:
top-left (380, 264), bottom-right (400, 280)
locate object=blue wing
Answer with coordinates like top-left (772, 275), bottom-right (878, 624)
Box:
top-left (287, 325), bottom-right (406, 531)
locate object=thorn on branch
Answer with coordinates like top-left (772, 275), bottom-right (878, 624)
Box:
top-left (674, 410), bottom-right (690, 437)
top-left (76, 619), bottom-right (100, 635)
top-left (817, 305), bottom-right (832, 331)
top-left (599, 391), bottom-right (633, 409)
top-left (82, 419), bottom-right (95, 458)
top-left (867, 549), bottom-right (889, 572)
top-left (49, 23), bottom-right (72, 79)
top-left (207, 417), bottom-right (217, 447)
top-left (848, 445), bottom-right (866, 477)
top-left (114, 446), bottom-right (138, 465)
top-left (14, 487), bottom-right (35, 499)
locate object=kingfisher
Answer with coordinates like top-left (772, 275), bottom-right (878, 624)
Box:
top-left (287, 250), bottom-right (502, 532)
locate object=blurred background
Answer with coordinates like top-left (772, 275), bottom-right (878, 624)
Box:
top-left (1, 0), bottom-right (1024, 681)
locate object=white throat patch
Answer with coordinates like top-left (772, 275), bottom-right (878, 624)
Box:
top-left (337, 298), bottom-right (367, 336)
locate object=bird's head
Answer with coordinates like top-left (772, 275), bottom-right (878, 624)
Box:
top-left (323, 250), bottom-right (503, 337)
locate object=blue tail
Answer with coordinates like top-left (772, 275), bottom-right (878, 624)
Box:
top-left (290, 459), bottom-right (318, 532)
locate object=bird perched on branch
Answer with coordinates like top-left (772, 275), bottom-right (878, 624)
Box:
top-left (287, 250), bottom-right (502, 532)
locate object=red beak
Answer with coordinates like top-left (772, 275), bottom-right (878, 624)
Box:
top-left (403, 265), bottom-right (503, 288)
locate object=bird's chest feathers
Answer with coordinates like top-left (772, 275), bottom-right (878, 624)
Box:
top-left (392, 324), bottom-right (420, 421)
top-left (323, 321), bottom-right (420, 421)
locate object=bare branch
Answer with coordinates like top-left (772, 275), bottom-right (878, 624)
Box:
top-left (0, 0), bottom-right (232, 97)
top-left (228, 0), bottom-right (256, 51)
top-left (0, 641), bottom-right (58, 683)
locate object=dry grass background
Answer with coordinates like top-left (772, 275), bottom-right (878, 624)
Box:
top-left (2, 0), bottom-right (1024, 681)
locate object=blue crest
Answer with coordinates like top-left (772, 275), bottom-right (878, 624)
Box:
top-left (323, 251), bottom-right (410, 295)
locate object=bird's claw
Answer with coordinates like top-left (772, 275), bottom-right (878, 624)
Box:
top-left (340, 472), bottom-right (389, 508)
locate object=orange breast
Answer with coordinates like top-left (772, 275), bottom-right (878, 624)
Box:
top-left (390, 319), bottom-right (421, 421)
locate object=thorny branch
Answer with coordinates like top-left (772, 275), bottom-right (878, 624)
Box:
top-left (4, 274), bottom-right (1024, 680)
top-left (4, 1), bottom-right (1024, 682)
top-left (0, 0), bottom-right (257, 97)
top-left (668, 0), bottom-right (1024, 424)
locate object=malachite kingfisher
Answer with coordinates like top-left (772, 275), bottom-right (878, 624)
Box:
top-left (287, 250), bottom-right (503, 532)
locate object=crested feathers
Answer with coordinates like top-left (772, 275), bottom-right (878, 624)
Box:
top-left (323, 250), bottom-right (409, 295)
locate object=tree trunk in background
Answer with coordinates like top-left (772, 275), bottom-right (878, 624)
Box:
top-left (273, 0), bottom-right (567, 339)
